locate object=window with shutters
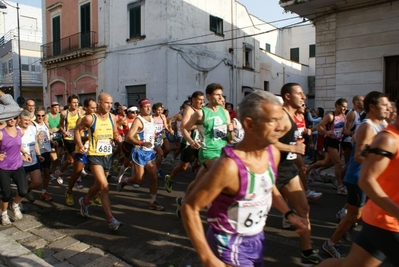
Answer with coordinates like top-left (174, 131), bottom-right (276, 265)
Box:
top-left (265, 43), bottom-right (271, 52)
top-left (129, 2), bottom-right (142, 39)
top-left (243, 43), bottom-right (253, 69)
top-left (80, 3), bottom-right (91, 48)
top-left (52, 16), bottom-right (61, 56)
top-left (209, 15), bottom-right (223, 36)
top-left (309, 44), bottom-right (316, 58)
top-left (290, 47), bottom-right (299, 63)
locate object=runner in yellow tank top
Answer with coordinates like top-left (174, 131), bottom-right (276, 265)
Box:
top-left (55, 94), bottom-right (81, 183)
top-left (75, 93), bottom-right (123, 231)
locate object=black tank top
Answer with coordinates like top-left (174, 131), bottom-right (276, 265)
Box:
top-left (279, 109), bottom-right (298, 165)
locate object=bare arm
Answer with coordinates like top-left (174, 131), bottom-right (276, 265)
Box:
top-left (74, 115), bottom-right (93, 153)
top-left (59, 111), bottom-right (67, 136)
top-left (353, 123), bottom-right (378, 163)
top-left (343, 111), bottom-right (355, 136)
top-left (182, 110), bottom-right (203, 149)
top-left (181, 156), bottom-right (239, 266)
top-left (224, 109), bottom-right (235, 143)
top-left (316, 113), bottom-right (334, 137)
top-left (359, 132), bottom-right (399, 220)
top-left (110, 114), bottom-right (122, 143)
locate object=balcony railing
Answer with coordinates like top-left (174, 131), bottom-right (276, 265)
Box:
top-left (41, 31), bottom-right (97, 59)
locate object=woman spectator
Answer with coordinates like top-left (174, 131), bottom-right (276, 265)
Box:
top-left (0, 113), bottom-right (32, 225)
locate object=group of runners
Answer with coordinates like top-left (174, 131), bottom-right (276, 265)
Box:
top-left (0, 82), bottom-right (398, 266)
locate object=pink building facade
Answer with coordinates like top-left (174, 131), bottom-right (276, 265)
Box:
top-left (42, 0), bottom-right (103, 106)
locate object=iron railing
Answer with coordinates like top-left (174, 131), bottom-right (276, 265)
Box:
top-left (41, 31), bottom-right (97, 59)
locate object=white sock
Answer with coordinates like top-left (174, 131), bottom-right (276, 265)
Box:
top-left (150, 194), bottom-right (156, 203)
top-left (42, 189), bottom-right (47, 194)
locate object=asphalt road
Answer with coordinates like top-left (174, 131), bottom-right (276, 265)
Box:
top-left (21, 159), bottom-right (395, 267)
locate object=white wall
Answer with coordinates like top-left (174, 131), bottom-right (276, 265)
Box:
top-left (101, 0), bottom-right (315, 114)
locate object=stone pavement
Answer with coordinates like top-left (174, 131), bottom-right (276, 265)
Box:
top-left (0, 154), bottom-right (338, 267)
top-left (0, 211), bottom-right (132, 267)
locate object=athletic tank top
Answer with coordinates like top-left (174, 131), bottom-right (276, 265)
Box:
top-left (64, 110), bottom-right (80, 141)
top-left (344, 119), bottom-right (383, 184)
top-left (135, 115), bottom-right (155, 151)
top-left (197, 106), bottom-right (228, 150)
top-left (0, 128), bottom-right (23, 170)
top-left (330, 113), bottom-right (345, 141)
top-left (343, 110), bottom-right (363, 143)
top-left (362, 124), bottom-right (399, 232)
top-left (294, 114), bottom-right (305, 141)
top-left (207, 145), bottom-right (276, 235)
top-left (34, 122), bottom-right (52, 154)
top-left (47, 112), bottom-right (60, 129)
top-left (21, 125), bottom-right (38, 167)
top-left (153, 115), bottom-right (164, 135)
top-left (279, 109), bottom-right (298, 165)
top-left (87, 114), bottom-right (114, 156)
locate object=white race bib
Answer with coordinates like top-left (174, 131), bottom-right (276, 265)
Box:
top-left (96, 140), bottom-right (112, 154)
top-left (236, 197), bottom-right (269, 233)
top-left (213, 125), bottom-right (227, 140)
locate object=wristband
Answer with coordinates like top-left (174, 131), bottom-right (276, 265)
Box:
top-left (284, 210), bottom-right (296, 220)
top-left (138, 141), bottom-right (144, 146)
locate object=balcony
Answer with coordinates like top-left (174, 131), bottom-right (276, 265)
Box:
top-left (41, 31), bottom-right (98, 64)
top-left (279, 0), bottom-right (343, 19)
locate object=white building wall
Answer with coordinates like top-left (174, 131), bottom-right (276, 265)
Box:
top-left (101, 0), bottom-right (315, 114)
top-left (315, 0), bottom-right (399, 109)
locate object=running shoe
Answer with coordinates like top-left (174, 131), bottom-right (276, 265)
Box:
top-left (91, 196), bottom-right (102, 206)
top-left (81, 168), bottom-right (88, 176)
top-left (164, 175), bottom-right (173, 193)
top-left (337, 185), bottom-right (348, 195)
top-left (40, 192), bottom-right (53, 201)
top-left (25, 190), bottom-right (35, 203)
top-left (306, 190), bottom-right (322, 201)
top-left (75, 178), bottom-right (84, 190)
top-left (335, 208), bottom-right (347, 222)
top-left (322, 241), bottom-right (344, 258)
top-left (1, 213), bottom-right (11, 226)
top-left (301, 250), bottom-right (323, 266)
top-left (117, 178), bottom-right (126, 192)
top-left (149, 201), bottom-right (164, 211)
top-left (332, 180), bottom-right (339, 189)
top-left (55, 169), bottom-right (63, 184)
top-left (10, 203), bottom-right (23, 220)
top-left (175, 197), bottom-right (182, 219)
top-left (65, 190), bottom-right (74, 206)
top-left (79, 197), bottom-right (90, 217)
top-left (132, 184), bottom-right (140, 188)
top-left (157, 169), bottom-right (165, 178)
top-left (108, 217), bottom-right (122, 231)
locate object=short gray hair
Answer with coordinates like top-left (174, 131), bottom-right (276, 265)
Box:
top-left (238, 90), bottom-right (281, 123)
top-left (20, 110), bottom-right (31, 118)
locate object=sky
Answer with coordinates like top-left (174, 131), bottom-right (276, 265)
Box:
top-left (17, 0), bottom-right (299, 27)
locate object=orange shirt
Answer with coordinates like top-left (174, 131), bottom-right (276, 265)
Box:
top-left (362, 124), bottom-right (399, 232)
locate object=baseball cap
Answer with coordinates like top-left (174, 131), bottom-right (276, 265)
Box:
top-left (127, 106), bottom-right (138, 112)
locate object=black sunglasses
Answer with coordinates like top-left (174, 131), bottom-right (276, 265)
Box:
top-left (36, 114), bottom-right (46, 117)
top-left (7, 116), bottom-right (19, 121)
top-left (128, 111), bottom-right (138, 114)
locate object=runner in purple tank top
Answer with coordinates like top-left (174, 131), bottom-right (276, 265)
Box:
top-left (181, 91), bottom-right (307, 267)
top-left (0, 113), bottom-right (32, 225)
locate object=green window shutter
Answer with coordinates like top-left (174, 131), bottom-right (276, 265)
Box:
top-left (129, 5), bottom-right (141, 38)
top-left (309, 44), bottom-right (316, 58)
top-left (290, 47), bottom-right (299, 63)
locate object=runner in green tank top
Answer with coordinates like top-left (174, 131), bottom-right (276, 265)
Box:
top-left (175, 83), bottom-right (234, 217)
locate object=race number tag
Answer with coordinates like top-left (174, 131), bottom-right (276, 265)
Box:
top-left (68, 129), bottom-right (75, 138)
top-left (96, 140), bottom-right (112, 153)
top-left (236, 198), bottom-right (269, 233)
top-left (213, 125), bottom-right (227, 140)
top-left (334, 129), bottom-right (343, 139)
top-left (154, 124), bottom-right (163, 133)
